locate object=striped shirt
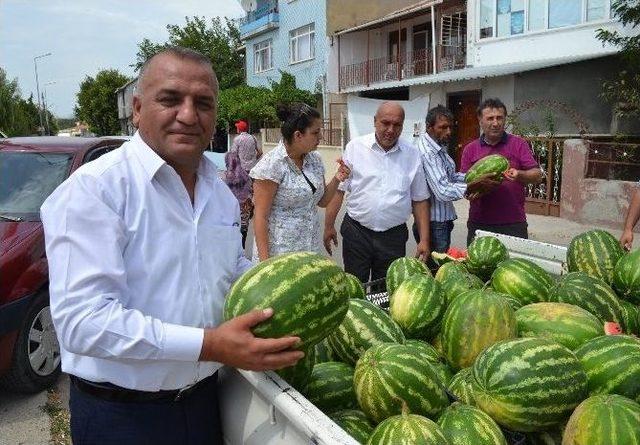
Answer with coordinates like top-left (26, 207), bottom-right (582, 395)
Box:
top-left (416, 133), bottom-right (467, 222)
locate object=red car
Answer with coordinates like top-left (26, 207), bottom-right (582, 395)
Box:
top-left (0, 136), bottom-right (127, 393)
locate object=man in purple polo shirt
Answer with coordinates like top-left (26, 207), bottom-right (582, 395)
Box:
top-left (461, 98), bottom-right (543, 245)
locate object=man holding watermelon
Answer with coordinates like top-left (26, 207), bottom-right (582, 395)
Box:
top-left (620, 187), bottom-right (640, 250)
top-left (461, 98), bottom-right (543, 246)
top-left (42, 47), bottom-right (304, 444)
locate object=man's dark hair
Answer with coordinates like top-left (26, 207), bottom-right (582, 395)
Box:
top-left (477, 98), bottom-right (507, 117)
top-left (276, 102), bottom-right (321, 144)
top-left (136, 46), bottom-right (218, 95)
top-left (425, 105), bottom-right (454, 128)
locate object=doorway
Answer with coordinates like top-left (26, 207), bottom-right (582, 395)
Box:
top-left (448, 91), bottom-right (481, 169)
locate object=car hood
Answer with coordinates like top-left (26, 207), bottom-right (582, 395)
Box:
top-left (0, 221), bottom-right (41, 254)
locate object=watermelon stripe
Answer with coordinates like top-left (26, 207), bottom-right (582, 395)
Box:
top-left (367, 414), bottom-right (450, 445)
top-left (567, 230), bottom-right (624, 284)
top-left (329, 409), bottom-right (374, 444)
top-left (437, 402), bottom-right (507, 445)
top-left (447, 367), bottom-right (477, 406)
top-left (466, 236), bottom-right (509, 281)
top-left (613, 249), bottom-right (640, 305)
top-left (390, 274), bottom-right (445, 339)
top-left (491, 258), bottom-right (553, 305)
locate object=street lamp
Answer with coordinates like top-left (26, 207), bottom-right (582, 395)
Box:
top-left (34, 52), bottom-right (52, 135)
top-left (43, 81), bottom-right (56, 135)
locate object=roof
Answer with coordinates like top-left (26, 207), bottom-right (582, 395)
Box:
top-left (334, 0), bottom-right (443, 36)
top-left (0, 136), bottom-right (128, 153)
top-left (340, 51), bottom-right (618, 93)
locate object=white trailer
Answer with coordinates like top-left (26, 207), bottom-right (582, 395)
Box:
top-left (219, 233), bottom-right (568, 444)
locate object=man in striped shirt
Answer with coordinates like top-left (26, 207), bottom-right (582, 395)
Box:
top-left (415, 105), bottom-right (490, 261)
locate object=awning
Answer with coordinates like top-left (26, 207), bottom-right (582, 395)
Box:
top-left (339, 51), bottom-right (618, 93)
top-left (334, 0), bottom-right (443, 36)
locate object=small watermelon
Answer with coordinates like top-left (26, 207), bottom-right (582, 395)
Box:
top-left (304, 361), bottom-right (358, 414)
top-left (466, 236), bottom-right (509, 281)
top-left (329, 409), bottom-right (374, 444)
top-left (386, 257), bottom-right (430, 296)
top-left (464, 154), bottom-right (509, 184)
top-left (367, 413), bottom-right (450, 445)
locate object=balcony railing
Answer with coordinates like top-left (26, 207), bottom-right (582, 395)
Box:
top-left (239, 0), bottom-right (279, 38)
top-left (239, 0), bottom-right (278, 26)
top-left (339, 46), bottom-right (465, 90)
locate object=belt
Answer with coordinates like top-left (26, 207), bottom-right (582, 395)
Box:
top-left (70, 372), bottom-right (217, 403)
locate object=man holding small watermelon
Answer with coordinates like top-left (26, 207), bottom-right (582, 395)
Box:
top-left (461, 98), bottom-right (544, 246)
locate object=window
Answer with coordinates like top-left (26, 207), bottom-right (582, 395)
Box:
top-left (480, 0), bottom-right (610, 38)
top-left (254, 39), bottom-right (272, 73)
top-left (290, 23), bottom-right (315, 63)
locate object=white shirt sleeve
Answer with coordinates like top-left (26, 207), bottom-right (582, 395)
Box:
top-left (411, 156), bottom-right (431, 202)
top-left (42, 173), bottom-right (204, 363)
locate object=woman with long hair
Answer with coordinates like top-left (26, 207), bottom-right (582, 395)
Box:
top-left (250, 102), bottom-right (350, 262)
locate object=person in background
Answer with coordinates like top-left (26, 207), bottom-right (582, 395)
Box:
top-left (460, 98), bottom-right (543, 246)
top-left (620, 186), bottom-right (640, 250)
top-left (250, 102), bottom-right (350, 262)
top-left (415, 105), bottom-right (494, 266)
top-left (230, 119), bottom-right (261, 173)
top-left (41, 47), bottom-right (303, 445)
top-left (223, 150), bottom-right (253, 248)
top-left (323, 101), bottom-right (431, 285)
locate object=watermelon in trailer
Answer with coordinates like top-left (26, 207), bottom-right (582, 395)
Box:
top-left (612, 248), bottom-right (640, 304)
top-left (304, 361), bottom-right (358, 414)
top-left (223, 252), bottom-right (350, 347)
top-left (491, 257), bottom-right (554, 305)
top-left (386, 257), bottom-right (430, 296)
top-left (366, 412), bottom-right (450, 445)
top-left (329, 409), bottom-right (374, 444)
top-left (566, 229), bottom-right (624, 284)
top-left (437, 402), bottom-right (507, 445)
top-left (465, 236), bottom-right (509, 281)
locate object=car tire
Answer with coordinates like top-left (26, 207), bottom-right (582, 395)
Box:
top-left (0, 291), bottom-right (61, 393)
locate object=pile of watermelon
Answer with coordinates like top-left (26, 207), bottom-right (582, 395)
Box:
top-left (223, 231), bottom-right (640, 444)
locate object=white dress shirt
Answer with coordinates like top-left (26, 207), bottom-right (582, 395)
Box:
top-left (338, 133), bottom-right (430, 231)
top-left (41, 132), bottom-right (252, 391)
top-left (416, 132), bottom-right (467, 222)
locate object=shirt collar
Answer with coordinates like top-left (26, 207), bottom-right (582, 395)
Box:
top-left (369, 133), bottom-right (401, 153)
top-left (480, 132), bottom-right (509, 146)
top-left (131, 131), bottom-right (217, 182)
top-left (422, 132), bottom-right (445, 153)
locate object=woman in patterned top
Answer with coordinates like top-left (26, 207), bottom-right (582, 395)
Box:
top-left (250, 103), bottom-right (350, 262)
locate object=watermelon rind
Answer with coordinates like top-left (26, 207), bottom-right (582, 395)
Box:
top-left (566, 229), bottom-right (624, 284)
top-left (437, 402), bottom-right (508, 445)
top-left (466, 236), bottom-right (509, 281)
top-left (304, 361), bottom-right (358, 414)
top-left (386, 257), bottom-right (430, 297)
top-left (366, 413), bottom-right (450, 445)
top-left (389, 274), bottom-right (446, 340)
top-left (464, 154), bottom-right (509, 184)
top-left (612, 248), bottom-right (640, 304)
top-left (491, 258), bottom-right (554, 305)
top-left (329, 409), bottom-right (375, 444)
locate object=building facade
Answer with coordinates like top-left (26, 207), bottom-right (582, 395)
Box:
top-left (238, 0), bottom-right (330, 113)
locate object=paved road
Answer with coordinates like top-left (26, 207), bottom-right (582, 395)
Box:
top-left (1, 199), bottom-right (636, 444)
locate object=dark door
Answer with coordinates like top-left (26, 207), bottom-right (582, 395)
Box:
top-left (412, 23), bottom-right (431, 76)
top-left (448, 91), bottom-right (481, 169)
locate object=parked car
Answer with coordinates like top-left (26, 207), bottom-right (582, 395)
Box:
top-left (0, 136), bottom-right (127, 393)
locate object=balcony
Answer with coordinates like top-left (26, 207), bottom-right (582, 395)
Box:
top-left (240, 0), bottom-right (279, 40)
top-left (339, 46), bottom-right (466, 90)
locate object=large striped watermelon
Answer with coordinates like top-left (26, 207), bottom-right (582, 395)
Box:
top-left (345, 273), bottom-right (366, 299)
top-left (327, 299), bottom-right (405, 366)
top-left (447, 367), bottom-right (477, 406)
top-left (464, 154), bottom-right (509, 184)
top-left (389, 274), bottom-right (446, 340)
top-left (437, 402), bottom-right (507, 445)
top-left (574, 334), bottom-right (640, 403)
top-left (491, 258), bottom-right (553, 305)
top-left (223, 252), bottom-right (349, 347)
top-left (367, 413), bottom-right (450, 445)
top-left (304, 361), bottom-right (358, 413)
top-left (472, 337), bottom-right (588, 432)
top-left (353, 343), bottom-right (449, 423)
top-left (441, 289), bottom-right (517, 370)
top-left (566, 230), bottom-right (624, 284)
top-left (405, 339), bottom-right (454, 386)
top-left (548, 272), bottom-right (626, 329)
top-left (612, 248), bottom-right (640, 304)
top-left (275, 346), bottom-right (316, 392)
top-left (515, 302), bottom-right (602, 350)
top-left (562, 394), bottom-right (640, 445)
top-left (620, 300), bottom-right (640, 335)
top-left (329, 409), bottom-right (375, 444)
top-left (386, 257), bottom-right (430, 297)
top-left (466, 236), bottom-right (509, 281)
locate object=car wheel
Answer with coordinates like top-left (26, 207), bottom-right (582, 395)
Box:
top-left (0, 291), bottom-right (61, 393)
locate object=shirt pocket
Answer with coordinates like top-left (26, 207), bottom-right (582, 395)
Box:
top-left (198, 225), bottom-right (242, 287)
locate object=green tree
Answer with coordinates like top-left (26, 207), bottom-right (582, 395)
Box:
top-left (75, 69), bottom-right (130, 136)
top-left (596, 0), bottom-right (640, 117)
top-left (270, 72), bottom-right (318, 110)
top-left (0, 68), bottom-right (41, 136)
top-left (133, 16), bottom-right (244, 90)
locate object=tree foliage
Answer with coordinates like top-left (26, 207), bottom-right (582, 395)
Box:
top-left (75, 69), bottom-right (130, 136)
top-left (133, 16), bottom-right (244, 90)
top-left (596, 0), bottom-right (640, 116)
top-left (0, 68), bottom-right (57, 136)
top-left (217, 71), bottom-right (319, 127)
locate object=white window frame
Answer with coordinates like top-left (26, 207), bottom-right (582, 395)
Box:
top-left (254, 39), bottom-right (273, 73)
top-left (477, 0), bottom-right (611, 40)
top-left (289, 23), bottom-right (315, 64)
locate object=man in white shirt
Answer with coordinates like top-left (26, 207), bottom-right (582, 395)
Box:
top-left (323, 102), bottom-right (430, 288)
top-left (41, 47), bottom-right (303, 444)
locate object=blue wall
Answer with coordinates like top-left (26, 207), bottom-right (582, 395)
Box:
top-left (243, 0), bottom-right (326, 93)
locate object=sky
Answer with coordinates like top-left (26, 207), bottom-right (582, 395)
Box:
top-left (0, 0), bottom-right (244, 118)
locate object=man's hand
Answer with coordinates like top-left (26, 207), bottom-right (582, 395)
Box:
top-left (504, 168), bottom-right (519, 181)
top-left (415, 240), bottom-right (430, 262)
top-left (324, 226), bottom-right (338, 255)
top-left (466, 173), bottom-right (502, 197)
top-left (200, 308), bottom-right (304, 371)
top-left (620, 229), bottom-right (634, 251)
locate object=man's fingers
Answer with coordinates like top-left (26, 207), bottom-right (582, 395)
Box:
top-left (253, 335), bottom-right (302, 354)
top-left (234, 308), bottom-right (274, 329)
top-left (263, 350), bottom-right (306, 370)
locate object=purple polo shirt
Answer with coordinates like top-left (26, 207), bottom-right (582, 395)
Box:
top-left (460, 133), bottom-right (538, 224)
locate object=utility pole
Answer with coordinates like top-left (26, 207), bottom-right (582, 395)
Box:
top-left (33, 52), bottom-right (52, 135)
top-left (43, 81), bottom-right (56, 135)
